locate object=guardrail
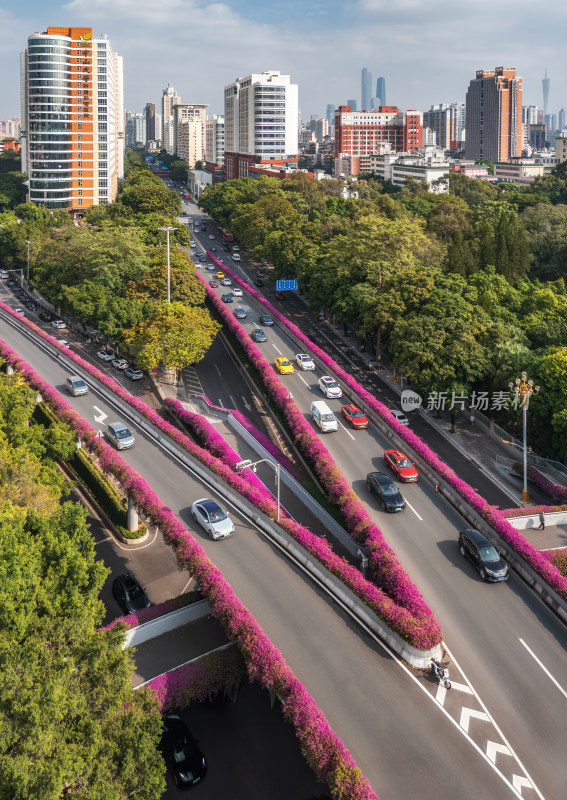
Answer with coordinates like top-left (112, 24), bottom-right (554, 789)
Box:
top-left (1, 310), bottom-right (441, 666)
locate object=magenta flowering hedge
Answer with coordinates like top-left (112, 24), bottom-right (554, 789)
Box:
top-left (0, 338), bottom-right (378, 800)
top-left (203, 258), bottom-right (567, 603)
top-left (501, 504), bottom-right (567, 518)
top-left (544, 549), bottom-right (567, 578)
top-left (144, 647), bottom-right (247, 710)
top-left (103, 592), bottom-right (202, 632)
top-left (196, 271), bottom-right (443, 644)
top-left (511, 462), bottom-right (567, 504)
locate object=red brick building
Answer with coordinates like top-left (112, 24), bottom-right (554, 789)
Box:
top-left (334, 105), bottom-right (423, 175)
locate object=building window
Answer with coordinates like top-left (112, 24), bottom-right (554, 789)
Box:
top-left (78, 180), bottom-right (82, 187)
top-left (78, 190), bottom-right (82, 196)
top-left (78, 161), bottom-right (82, 167)
top-left (78, 199), bottom-right (82, 206)
top-left (78, 171), bottom-right (83, 177)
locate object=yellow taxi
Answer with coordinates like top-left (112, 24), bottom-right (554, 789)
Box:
top-left (216, 271), bottom-right (225, 279)
top-left (274, 357), bottom-right (295, 375)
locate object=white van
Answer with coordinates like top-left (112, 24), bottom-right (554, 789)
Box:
top-left (311, 400), bottom-right (338, 432)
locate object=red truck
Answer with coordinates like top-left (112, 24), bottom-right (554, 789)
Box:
top-left (221, 229), bottom-right (234, 243)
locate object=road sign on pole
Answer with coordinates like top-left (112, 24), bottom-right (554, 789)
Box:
top-left (276, 279), bottom-right (298, 291)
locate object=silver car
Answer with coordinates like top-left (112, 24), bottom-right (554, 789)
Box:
top-left (65, 375), bottom-right (89, 396)
top-left (191, 498), bottom-right (234, 540)
top-left (107, 422), bottom-right (135, 450)
top-left (296, 353), bottom-right (315, 370)
top-left (318, 375), bottom-right (343, 398)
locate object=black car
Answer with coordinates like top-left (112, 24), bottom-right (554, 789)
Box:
top-left (112, 573), bottom-right (150, 614)
top-left (160, 712), bottom-right (207, 788)
top-left (254, 279), bottom-right (264, 287)
top-left (366, 471), bottom-right (406, 512)
top-left (251, 328), bottom-right (267, 342)
top-left (39, 311), bottom-right (53, 322)
top-left (458, 528), bottom-right (509, 582)
top-left (259, 314), bottom-right (274, 326)
top-left (221, 293), bottom-right (233, 303)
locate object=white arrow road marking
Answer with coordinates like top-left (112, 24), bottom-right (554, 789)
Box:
top-left (93, 405), bottom-right (107, 423)
top-left (242, 397), bottom-right (251, 411)
top-left (460, 707), bottom-right (490, 733)
top-left (519, 638), bottom-right (567, 700)
top-left (338, 421), bottom-right (356, 441)
top-left (435, 684), bottom-right (447, 705)
top-left (513, 775), bottom-right (534, 794)
top-left (486, 740), bottom-right (512, 764)
top-left (404, 498), bottom-right (423, 521)
top-left (448, 680), bottom-right (473, 694)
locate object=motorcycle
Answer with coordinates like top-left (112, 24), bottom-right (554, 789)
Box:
top-left (431, 658), bottom-right (451, 689)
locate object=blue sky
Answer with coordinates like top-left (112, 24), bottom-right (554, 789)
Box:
top-left (1, 0), bottom-right (565, 120)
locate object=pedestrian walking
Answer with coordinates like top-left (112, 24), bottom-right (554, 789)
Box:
top-left (469, 414), bottom-right (475, 426)
top-left (538, 511), bottom-right (545, 531)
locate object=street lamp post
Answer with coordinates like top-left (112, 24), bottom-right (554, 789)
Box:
top-left (509, 372), bottom-right (540, 503)
top-left (235, 458), bottom-right (281, 521)
top-left (25, 240), bottom-right (31, 282)
top-left (158, 226), bottom-right (178, 303)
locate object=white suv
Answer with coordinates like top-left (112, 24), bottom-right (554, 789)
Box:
top-left (296, 353), bottom-right (315, 370)
top-left (318, 376), bottom-right (342, 398)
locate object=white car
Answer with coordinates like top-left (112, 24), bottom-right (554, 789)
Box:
top-left (97, 350), bottom-right (115, 362)
top-left (191, 498), bottom-right (234, 540)
top-left (209, 234), bottom-right (215, 239)
top-left (232, 253), bottom-right (241, 261)
top-left (296, 353), bottom-right (315, 371)
top-left (55, 338), bottom-right (70, 347)
top-left (14, 307), bottom-right (25, 315)
top-left (318, 375), bottom-right (342, 398)
top-left (51, 319), bottom-right (66, 329)
top-left (232, 287), bottom-right (243, 296)
top-left (390, 409), bottom-right (410, 426)
top-left (112, 358), bottom-right (129, 370)
top-left (222, 277), bottom-right (232, 286)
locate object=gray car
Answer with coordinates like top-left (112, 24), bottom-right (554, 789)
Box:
top-left (65, 375), bottom-right (89, 396)
top-left (107, 422), bottom-right (135, 450)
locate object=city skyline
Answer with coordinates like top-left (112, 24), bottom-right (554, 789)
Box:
top-left (1, 1), bottom-right (566, 120)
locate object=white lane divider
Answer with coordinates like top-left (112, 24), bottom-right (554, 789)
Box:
top-left (519, 638), bottom-right (567, 700)
top-left (486, 741), bottom-right (512, 764)
top-left (297, 374), bottom-right (311, 389)
top-left (272, 344), bottom-right (283, 356)
top-left (338, 421), bottom-right (356, 441)
top-left (404, 498), bottom-right (423, 521)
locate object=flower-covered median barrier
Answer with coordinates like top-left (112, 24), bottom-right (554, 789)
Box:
top-left (0, 302), bottom-right (441, 648)
top-left (103, 592), bottom-right (203, 632)
top-left (196, 272), bottom-right (443, 647)
top-left (545, 549), bottom-right (567, 578)
top-left (502, 505), bottom-right (567, 518)
top-left (205, 256), bottom-right (567, 604)
top-left (512, 462), bottom-right (567, 504)
top-left (0, 338), bottom-right (378, 800)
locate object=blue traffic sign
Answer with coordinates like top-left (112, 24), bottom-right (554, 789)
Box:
top-left (276, 280), bottom-right (298, 291)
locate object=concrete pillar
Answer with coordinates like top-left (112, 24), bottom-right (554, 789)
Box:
top-left (127, 493), bottom-right (139, 533)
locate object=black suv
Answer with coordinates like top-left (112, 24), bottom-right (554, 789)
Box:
top-left (458, 528), bottom-right (509, 582)
top-left (366, 471), bottom-right (406, 512)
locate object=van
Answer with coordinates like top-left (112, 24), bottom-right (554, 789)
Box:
top-left (311, 400), bottom-right (338, 433)
top-left (65, 375), bottom-right (89, 396)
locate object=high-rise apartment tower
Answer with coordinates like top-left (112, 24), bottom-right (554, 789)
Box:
top-left (376, 76), bottom-right (386, 106)
top-left (223, 70), bottom-right (298, 180)
top-left (361, 68), bottom-right (372, 112)
top-left (465, 67), bottom-right (522, 162)
top-left (20, 26), bottom-right (124, 213)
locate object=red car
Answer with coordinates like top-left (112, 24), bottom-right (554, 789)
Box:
top-left (384, 449), bottom-right (419, 482)
top-left (341, 404), bottom-right (369, 429)
top-left (209, 280), bottom-right (219, 287)
top-left (273, 291), bottom-right (286, 300)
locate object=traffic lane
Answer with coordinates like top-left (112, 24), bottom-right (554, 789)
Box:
top-left (164, 684), bottom-right (327, 800)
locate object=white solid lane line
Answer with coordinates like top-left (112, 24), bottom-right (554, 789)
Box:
top-left (338, 420), bottom-right (356, 441)
top-left (405, 498), bottom-right (423, 521)
top-left (272, 344), bottom-right (283, 356)
top-left (519, 639), bottom-right (567, 700)
top-left (297, 374), bottom-right (312, 389)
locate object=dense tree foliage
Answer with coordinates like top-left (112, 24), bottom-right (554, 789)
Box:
top-left (0, 373), bottom-right (166, 799)
top-left (199, 166), bottom-right (567, 460)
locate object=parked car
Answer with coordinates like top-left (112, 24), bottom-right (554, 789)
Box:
top-left (14, 307), bottom-right (25, 316)
top-left (0, 270), bottom-right (9, 279)
top-left (55, 338), bottom-right (70, 347)
top-left (112, 573), bottom-right (150, 614)
top-left (296, 353), bottom-right (315, 371)
top-left (160, 711), bottom-right (207, 789)
top-left (254, 279), bottom-right (264, 287)
top-left (112, 358), bottom-right (129, 370)
top-left (124, 367), bottom-right (144, 381)
top-left (38, 311), bottom-right (54, 322)
top-left (458, 528), bottom-right (509, 582)
top-left (366, 471), bottom-right (406, 512)
top-left (341, 404), bottom-right (368, 429)
top-left (97, 350), bottom-right (115, 362)
top-left (273, 291), bottom-right (285, 300)
top-left (251, 328), bottom-right (267, 342)
top-left (318, 375), bottom-right (342, 398)
top-left (191, 497), bottom-right (234, 540)
top-left (106, 421), bottom-right (135, 450)
top-left (390, 409), bottom-right (410, 426)
top-left (259, 314), bottom-right (274, 326)
top-left (65, 375), bottom-right (89, 396)
top-left (221, 293), bottom-right (233, 303)
top-left (383, 449), bottom-right (419, 482)
top-left (233, 307), bottom-right (247, 319)
top-left (274, 356), bottom-right (294, 374)
top-left (51, 319), bottom-right (66, 329)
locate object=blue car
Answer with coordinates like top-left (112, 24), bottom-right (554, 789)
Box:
top-left (221, 294), bottom-right (233, 303)
top-left (259, 314), bottom-right (274, 326)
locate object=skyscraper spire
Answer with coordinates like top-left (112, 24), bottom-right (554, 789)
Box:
top-left (542, 67), bottom-right (550, 119)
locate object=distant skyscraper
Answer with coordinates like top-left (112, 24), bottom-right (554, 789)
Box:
top-left (144, 103), bottom-right (155, 142)
top-left (376, 76), bottom-right (386, 106)
top-left (542, 68), bottom-right (550, 118)
top-left (347, 99), bottom-right (357, 111)
top-left (326, 103), bottom-right (335, 124)
top-left (162, 83), bottom-right (181, 153)
top-left (465, 67), bottom-right (523, 162)
top-left (361, 68), bottom-right (372, 112)
top-left (21, 26), bottom-right (124, 213)
top-left (423, 103), bottom-right (464, 150)
top-left (559, 108), bottom-right (566, 131)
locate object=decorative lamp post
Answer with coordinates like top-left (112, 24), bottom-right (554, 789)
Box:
top-left (509, 372), bottom-right (540, 503)
top-left (158, 226), bottom-right (178, 303)
top-left (236, 458), bottom-right (281, 521)
top-left (25, 240), bottom-right (31, 282)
